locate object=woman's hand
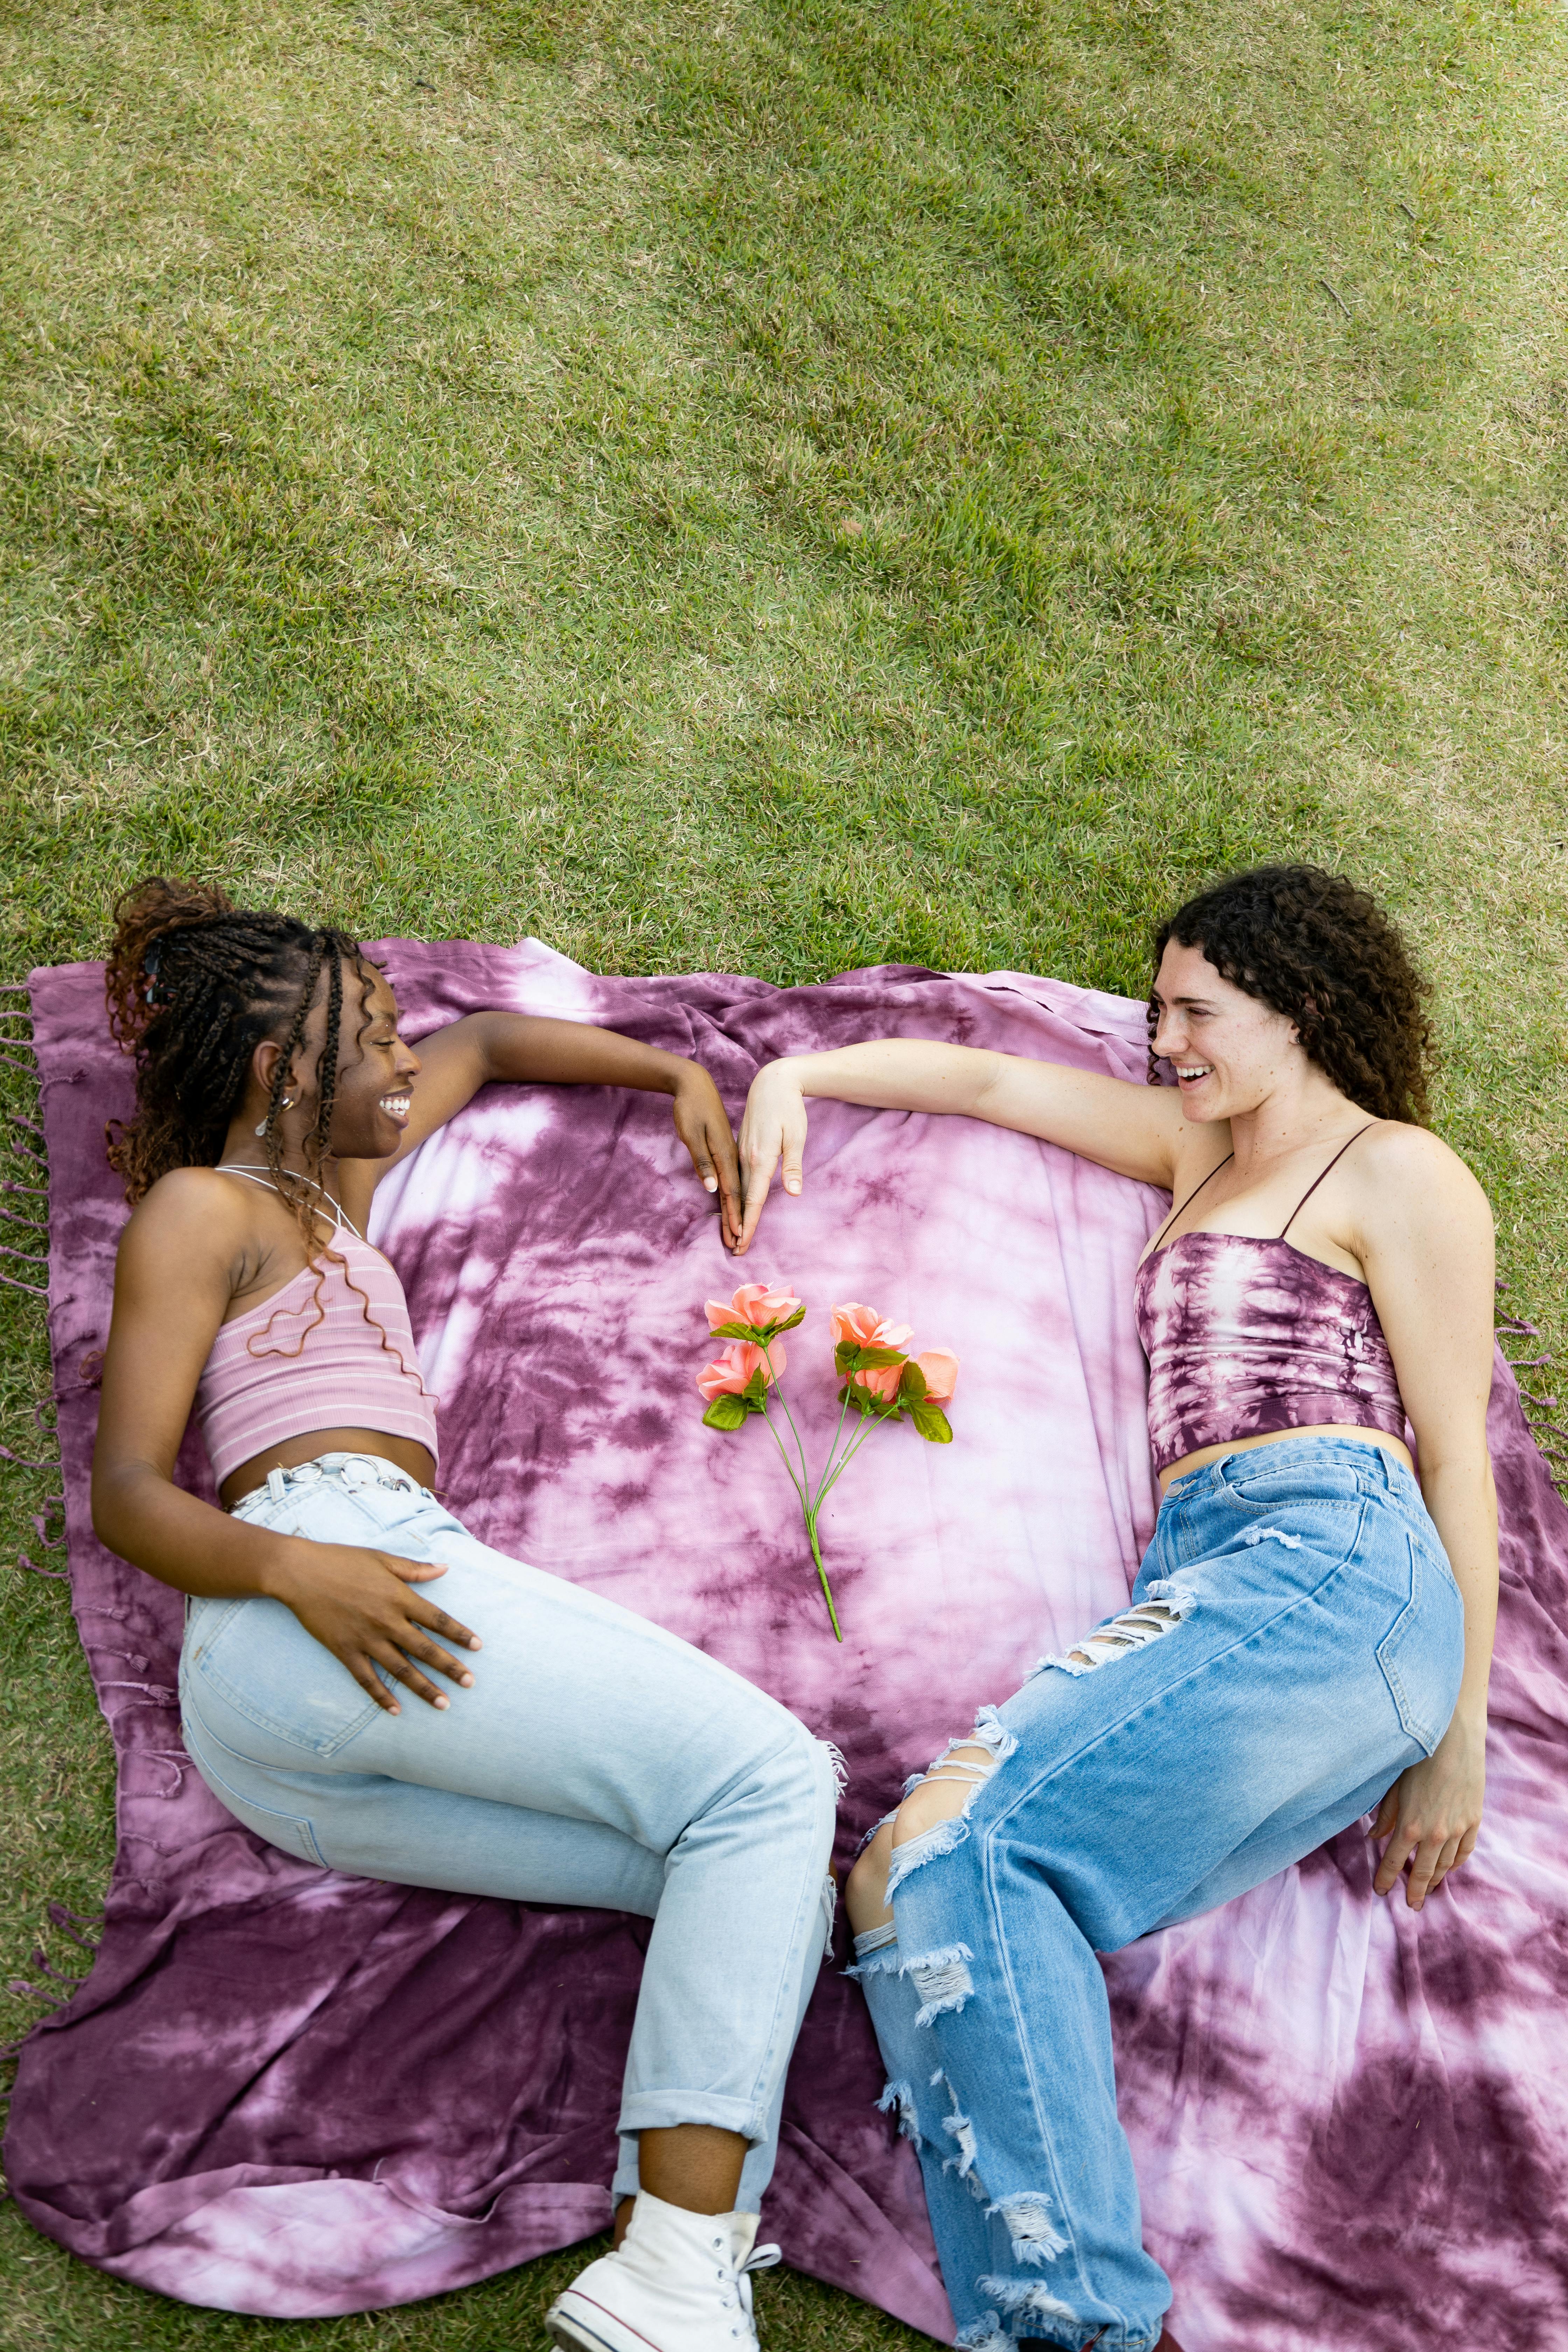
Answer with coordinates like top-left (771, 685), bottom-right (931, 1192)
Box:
top-left (269, 1539), bottom-right (483, 1714)
top-left (735, 1063), bottom-right (811, 1255)
top-left (1370, 1707), bottom-right (1486, 1908)
top-left (672, 1067), bottom-right (743, 1250)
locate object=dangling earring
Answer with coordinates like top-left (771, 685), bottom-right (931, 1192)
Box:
top-left (255, 1096), bottom-right (294, 1137)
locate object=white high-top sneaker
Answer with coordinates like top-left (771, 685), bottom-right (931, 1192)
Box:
top-left (545, 2192), bottom-right (781, 2352)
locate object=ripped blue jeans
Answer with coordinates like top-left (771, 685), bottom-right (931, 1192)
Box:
top-left (852, 1439), bottom-right (1465, 2351)
top-left (179, 1455), bottom-right (840, 2214)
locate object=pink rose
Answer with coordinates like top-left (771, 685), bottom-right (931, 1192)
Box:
top-left (852, 1362), bottom-right (904, 1404)
top-left (706, 1280), bottom-right (802, 1334)
top-left (913, 1349), bottom-right (959, 1402)
top-left (696, 1339), bottom-right (785, 1402)
top-left (829, 1301), bottom-right (914, 1352)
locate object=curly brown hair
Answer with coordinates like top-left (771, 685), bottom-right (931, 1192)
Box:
top-left (104, 877), bottom-right (376, 1224)
top-left (1148, 864), bottom-right (1436, 1123)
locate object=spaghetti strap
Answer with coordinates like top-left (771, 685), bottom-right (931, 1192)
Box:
top-left (214, 1163), bottom-right (365, 1245)
top-left (1148, 1152), bottom-right (1234, 1252)
top-left (1278, 1124), bottom-right (1377, 1241)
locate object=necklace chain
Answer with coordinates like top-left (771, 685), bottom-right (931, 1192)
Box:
top-left (214, 1162), bottom-right (363, 1244)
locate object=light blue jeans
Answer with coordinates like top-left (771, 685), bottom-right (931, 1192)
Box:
top-left (852, 1438), bottom-right (1466, 2351)
top-left (178, 1454), bottom-right (840, 2213)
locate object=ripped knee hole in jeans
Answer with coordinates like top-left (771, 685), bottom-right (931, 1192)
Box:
top-left (847, 1590), bottom-right (1197, 2348)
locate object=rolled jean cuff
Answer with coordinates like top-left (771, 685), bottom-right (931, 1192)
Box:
top-left (617, 2090), bottom-right (766, 2141)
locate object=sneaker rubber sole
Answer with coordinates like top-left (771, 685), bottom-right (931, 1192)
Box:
top-left (544, 2291), bottom-right (664, 2352)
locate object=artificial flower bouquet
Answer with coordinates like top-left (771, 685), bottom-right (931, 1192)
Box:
top-left (696, 1281), bottom-right (958, 1639)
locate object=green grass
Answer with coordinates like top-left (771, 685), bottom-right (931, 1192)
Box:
top-left (2, 0), bottom-right (1567, 2340)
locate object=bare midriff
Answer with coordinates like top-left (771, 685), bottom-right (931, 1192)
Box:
top-left (220, 1427), bottom-right (437, 1512)
top-left (1158, 1421), bottom-right (1415, 1495)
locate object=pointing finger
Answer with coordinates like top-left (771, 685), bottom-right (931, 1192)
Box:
top-left (780, 1114), bottom-right (806, 1198)
top-left (707, 1116), bottom-right (743, 1247)
top-left (736, 1148), bottom-right (776, 1253)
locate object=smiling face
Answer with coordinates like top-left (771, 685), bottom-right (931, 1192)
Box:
top-left (251, 959), bottom-right (421, 1163)
top-left (1150, 939), bottom-right (1306, 1124)
top-left (323, 966), bottom-right (421, 1161)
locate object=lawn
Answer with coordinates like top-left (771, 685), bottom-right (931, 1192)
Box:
top-left (2, 0), bottom-right (1566, 2343)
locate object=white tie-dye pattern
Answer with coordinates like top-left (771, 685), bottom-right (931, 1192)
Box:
top-left (1136, 1226), bottom-right (1406, 1476)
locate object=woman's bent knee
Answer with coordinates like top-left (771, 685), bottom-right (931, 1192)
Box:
top-left (749, 1728), bottom-right (840, 1864)
top-left (847, 1822), bottom-right (895, 1933)
top-left (892, 1743), bottom-right (997, 1846)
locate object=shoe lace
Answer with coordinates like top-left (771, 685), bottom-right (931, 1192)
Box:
top-left (713, 2238), bottom-right (782, 2331)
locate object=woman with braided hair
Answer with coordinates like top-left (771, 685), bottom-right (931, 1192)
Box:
top-left (733, 864), bottom-right (1496, 2352)
top-left (91, 879), bottom-right (840, 2352)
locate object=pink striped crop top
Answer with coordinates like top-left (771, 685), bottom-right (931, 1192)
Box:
top-left (196, 1219), bottom-right (438, 1489)
top-left (1132, 1128), bottom-right (1406, 1479)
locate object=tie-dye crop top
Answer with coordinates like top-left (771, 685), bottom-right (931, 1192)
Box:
top-left (1132, 1128), bottom-right (1407, 1478)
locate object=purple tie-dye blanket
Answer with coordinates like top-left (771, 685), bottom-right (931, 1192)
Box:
top-left (8, 940), bottom-right (1568, 2352)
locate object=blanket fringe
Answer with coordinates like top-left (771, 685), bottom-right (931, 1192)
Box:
top-left (1, 1897), bottom-right (100, 2074)
top-left (0, 995), bottom-right (89, 2078)
top-left (1498, 1281), bottom-right (1568, 1498)
top-left (47, 1904), bottom-right (102, 1951)
top-left (0, 1112), bottom-right (48, 1290)
top-left (1, 1904), bottom-right (90, 2030)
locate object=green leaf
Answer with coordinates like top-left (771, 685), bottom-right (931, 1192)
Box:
top-left (772, 1305), bottom-right (807, 1334)
top-left (898, 1360), bottom-right (928, 1401)
top-left (702, 1393), bottom-right (748, 1431)
top-left (833, 1340), bottom-right (859, 1374)
top-left (742, 1370), bottom-right (769, 1402)
top-left (852, 1345), bottom-right (907, 1369)
top-left (709, 1319), bottom-right (763, 1344)
top-left (910, 1400), bottom-right (953, 1444)
top-left (837, 1382), bottom-right (873, 1414)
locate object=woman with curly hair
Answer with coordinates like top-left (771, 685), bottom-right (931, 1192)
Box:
top-left (91, 879), bottom-right (840, 2352)
top-left (734, 865), bottom-right (1494, 2352)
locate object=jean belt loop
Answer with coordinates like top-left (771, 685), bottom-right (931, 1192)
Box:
top-left (265, 1465), bottom-right (288, 1503)
top-left (1353, 1441), bottom-right (1388, 1495)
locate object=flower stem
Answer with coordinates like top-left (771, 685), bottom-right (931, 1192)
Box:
top-left (816, 1410), bottom-right (884, 1506)
top-left (757, 1397), bottom-right (808, 1508)
top-left (803, 1505), bottom-right (843, 1643)
top-left (816, 1385), bottom-right (855, 1500)
top-left (760, 1335), bottom-right (815, 1492)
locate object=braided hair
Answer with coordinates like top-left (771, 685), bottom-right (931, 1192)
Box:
top-left (104, 879), bottom-right (431, 1398)
top-left (1148, 864), bottom-right (1436, 1123)
top-left (105, 879), bottom-right (375, 1241)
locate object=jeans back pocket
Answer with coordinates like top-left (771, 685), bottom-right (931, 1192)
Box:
top-left (1375, 1536), bottom-right (1464, 1756)
top-left (184, 1592), bottom-right (382, 1760)
top-left (1224, 1458), bottom-right (1365, 1510)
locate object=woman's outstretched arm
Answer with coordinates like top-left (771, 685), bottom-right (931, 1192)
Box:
top-left (352, 1011), bottom-right (743, 1248)
top-left (734, 1038), bottom-right (1188, 1254)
